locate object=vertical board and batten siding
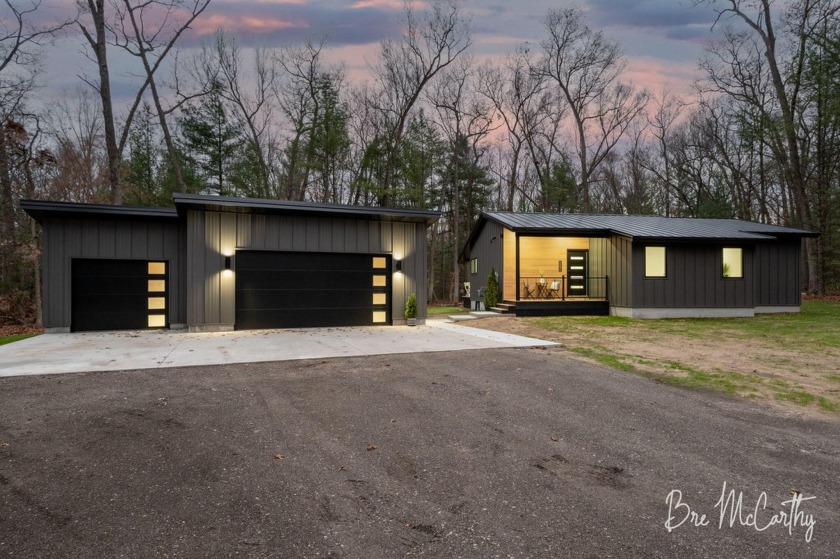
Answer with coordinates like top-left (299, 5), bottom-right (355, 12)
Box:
top-left (42, 216), bottom-right (186, 329)
top-left (468, 220), bottom-right (503, 307)
top-left (188, 211), bottom-right (428, 328)
top-left (595, 236), bottom-right (632, 308)
top-left (753, 239), bottom-right (802, 306)
top-left (631, 243), bottom-right (754, 308)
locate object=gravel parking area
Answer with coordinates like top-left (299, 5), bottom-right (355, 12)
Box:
top-left (1, 347), bottom-right (838, 557)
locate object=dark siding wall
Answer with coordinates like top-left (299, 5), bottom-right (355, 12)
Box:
top-left (631, 243), bottom-right (754, 308)
top-left (753, 239), bottom-right (802, 306)
top-left (189, 211), bottom-right (430, 327)
top-left (41, 217), bottom-right (186, 329)
top-left (468, 221), bottom-right (502, 306)
top-left (599, 236), bottom-right (632, 308)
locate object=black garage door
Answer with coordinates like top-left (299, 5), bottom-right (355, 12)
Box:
top-left (235, 251), bottom-right (391, 329)
top-left (72, 259), bottom-right (168, 332)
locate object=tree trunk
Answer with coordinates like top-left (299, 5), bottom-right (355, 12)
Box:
top-left (82, 0), bottom-right (122, 204)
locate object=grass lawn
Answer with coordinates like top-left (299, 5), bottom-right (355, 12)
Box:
top-left (0, 333), bottom-right (39, 346)
top-left (427, 305), bottom-right (469, 316)
top-left (475, 300), bottom-right (840, 416)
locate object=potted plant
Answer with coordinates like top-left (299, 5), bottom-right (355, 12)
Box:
top-left (539, 269), bottom-right (546, 284)
top-left (405, 293), bottom-right (418, 326)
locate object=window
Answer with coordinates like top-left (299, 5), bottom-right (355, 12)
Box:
top-left (722, 248), bottom-right (743, 278)
top-left (372, 275), bottom-right (387, 287)
top-left (645, 246), bottom-right (666, 278)
top-left (470, 258), bottom-right (478, 275)
top-left (372, 257), bottom-right (387, 269)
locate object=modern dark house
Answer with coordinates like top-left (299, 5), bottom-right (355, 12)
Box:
top-left (21, 194), bottom-right (439, 333)
top-left (465, 212), bottom-right (818, 318)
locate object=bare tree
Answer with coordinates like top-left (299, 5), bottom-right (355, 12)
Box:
top-left (538, 7), bottom-right (649, 212)
top-left (430, 57), bottom-right (494, 302)
top-left (370, 0), bottom-right (470, 207)
top-left (208, 31), bottom-right (279, 198)
top-left (697, 0), bottom-right (839, 292)
top-left (77, 0), bottom-right (210, 201)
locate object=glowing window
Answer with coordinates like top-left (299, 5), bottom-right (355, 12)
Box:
top-left (372, 293), bottom-right (387, 305)
top-left (470, 259), bottom-right (478, 274)
top-left (372, 311), bottom-right (387, 323)
top-left (148, 279), bottom-right (166, 292)
top-left (645, 246), bottom-right (666, 278)
top-left (148, 262), bottom-right (166, 275)
top-left (372, 257), bottom-right (387, 269)
top-left (722, 248), bottom-right (743, 278)
top-left (148, 297), bottom-right (166, 310)
top-left (148, 315), bottom-right (165, 328)
top-left (373, 275), bottom-right (387, 287)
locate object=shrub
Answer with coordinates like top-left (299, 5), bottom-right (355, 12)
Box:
top-left (405, 293), bottom-right (418, 319)
top-left (485, 268), bottom-right (498, 308)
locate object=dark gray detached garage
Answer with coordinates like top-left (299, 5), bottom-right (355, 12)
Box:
top-left (21, 194), bottom-right (439, 333)
top-left (465, 212), bottom-right (818, 318)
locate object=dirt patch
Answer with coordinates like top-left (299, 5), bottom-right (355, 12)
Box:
top-left (466, 316), bottom-right (840, 419)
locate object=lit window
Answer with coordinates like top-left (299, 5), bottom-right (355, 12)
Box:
top-left (372, 275), bottom-right (387, 287)
top-left (645, 246), bottom-right (666, 278)
top-left (372, 311), bottom-right (387, 323)
top-left (148, 297), bottom-right (166, 310)
top-left (148, 279), bottom-right (166, 292)
top-left (372, 293), bottom-right (387, 305)
top-left (372, 257), bottom-right (387, 269)
top-left (148, 262), bottom-right (166, 275)
top-left (722, 248), bottom-right (743, 278)
top-left (470, 259), bottom-right (478, 274)
top-left (148, 315), bottom-right (165, 328)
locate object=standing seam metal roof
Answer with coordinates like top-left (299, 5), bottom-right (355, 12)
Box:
top-left (483, 212), bottom-right (818, 240)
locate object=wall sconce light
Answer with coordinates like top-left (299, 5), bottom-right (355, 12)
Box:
top-left (224, 256), bottom-right (232, 270)
top-left (395, 259), bottom-right (403, 273)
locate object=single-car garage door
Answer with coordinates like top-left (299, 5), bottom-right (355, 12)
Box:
top-left (72, 259), bottom-right (168, 331)
top-left (235, 251), bottom-right (391, 329)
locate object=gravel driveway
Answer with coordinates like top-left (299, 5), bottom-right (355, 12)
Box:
top-left (1, 347), bottom-right (837, 557)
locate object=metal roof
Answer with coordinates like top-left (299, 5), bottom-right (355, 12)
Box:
top-left (20, 199), bottom-right (179, 222)
top-left (173, 194), bottom-right (441, 223)
top-left (482, 212), bottom-right (819, 241)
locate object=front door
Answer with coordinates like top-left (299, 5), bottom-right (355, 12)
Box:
top-left (566, 250), bottom-right (588, 297)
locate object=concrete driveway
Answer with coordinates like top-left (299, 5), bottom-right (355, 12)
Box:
top-left (0, 319), bottom-right (555, 377)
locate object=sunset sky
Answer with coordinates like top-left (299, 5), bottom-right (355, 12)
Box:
top-left (38, 0), bottom-right (724, 107)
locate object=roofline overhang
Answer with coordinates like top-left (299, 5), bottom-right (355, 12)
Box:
top-left (172, 193), bottom-right (441, 224)
top-left (19, 199), bottom-right (179, 223)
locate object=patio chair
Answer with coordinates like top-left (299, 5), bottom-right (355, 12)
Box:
top-left (523, 282), bottom-right (536, 299)
top-left (547, 280), bottom-right (560, 299)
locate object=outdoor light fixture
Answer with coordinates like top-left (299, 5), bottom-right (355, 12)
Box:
top-left (224, 256), bottom-right (231, 270)
top-left (395, 259), bottom-right (403, 272)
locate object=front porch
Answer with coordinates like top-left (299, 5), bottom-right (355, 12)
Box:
top-left (498, 232), bottom-right (610, 315)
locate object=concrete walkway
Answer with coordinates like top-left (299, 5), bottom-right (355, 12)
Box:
top-left (0, 320), bottom-right (557, 377)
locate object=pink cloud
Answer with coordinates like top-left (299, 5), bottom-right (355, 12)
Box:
top-left (193, 13), bottom-right (307, 36)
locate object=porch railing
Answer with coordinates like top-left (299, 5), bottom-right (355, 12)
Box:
top-left (517, 276), bottom-right (609, 301)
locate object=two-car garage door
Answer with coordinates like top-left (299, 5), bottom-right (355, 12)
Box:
top-left (234, 251), bottom-right (392, 329)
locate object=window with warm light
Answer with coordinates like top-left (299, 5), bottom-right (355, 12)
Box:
top-left (470, 258), bottom-right (478, 274)
top-left (372, 293), bottom-right (387, 305)
top-left (372, 311), bottom-right (387, 323)
top-left (645, 246), bottom-right (666, 278)
top-left (148, 262), bottom-right (166, 275)
top-left (372, 275), bottom-right (387, 287)
top-left (722, 247), bottom-right (743, 278)
top-left (372, 257), bottom-right (387, 269)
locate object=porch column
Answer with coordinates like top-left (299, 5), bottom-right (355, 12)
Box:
top-left (515, 233), bottom-right (520, 302)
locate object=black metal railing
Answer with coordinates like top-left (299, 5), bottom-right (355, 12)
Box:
top-left (518, 276), bottom-right (609, 301)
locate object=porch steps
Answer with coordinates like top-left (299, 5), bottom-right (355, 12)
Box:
top-left (490, 303), bottom-right (516, 314)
